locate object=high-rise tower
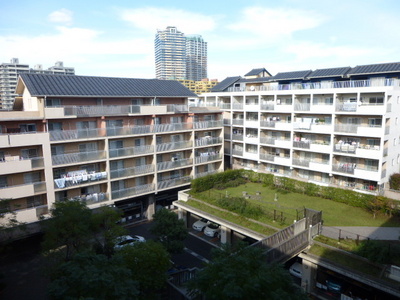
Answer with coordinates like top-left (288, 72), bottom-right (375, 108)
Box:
top-left (186, 35), bottom-right (207, 81)
top-left (155, 26), bottom-right (186, 80)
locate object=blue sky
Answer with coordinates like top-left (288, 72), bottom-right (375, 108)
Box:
top-left (1, 0), bottom-right (400, 80)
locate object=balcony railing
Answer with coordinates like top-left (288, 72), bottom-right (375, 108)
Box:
top-left (64, 105), bottom-right (138, 116)
top-left (68, 192), bottom-right (108, 205)
top-left (292, 158), bottom-right (310, 167)
top-left (157, 158), bottom-right (193, 171)
top-left (157, 176), bottom-right (192, 190)
top-left (332, 164), bottom-right (355, 174)
top-left (293, 141), bottom-right (310, 149)
top-left (232, 134), bottom-right (244, 141)
top-left (226, 78), bottom-right (400, 92)
top-left (0, 156), bottom-right (44, 168)
top-left (260, 121), bottom-right (276, 128)
top-left (110, 164), bottom-right (155, 179)
top-left (333, 143), bottom-right (356, 153)
top-left (157, 140), bottom-right (192, 152)
top-left (194, 170), bottom-right (219, 178)
top-left (260, 153), bottom-right (275, 162)
top-left (260, 137), bottom-right (275, 145)
top-left (54, 171), bottom-right (107, 189)
top-left (52, 150), bottom-right (106, 165)
top-left (195, 137), bottom-right (222, 147)
top-left (294, 103), bottom-right (310, 111)
top-left (232, 103), bottom-right (244, 110)
top-left (260, 104), bottom-right (274, 110)
top-left (193, 120), bottom-right (223, 129)
top-left (112, 183), bottom-right (155, 200)
top-left (232, 119), bottom-right (244, 126)
top-left (232, 149), bottom-right (243, 156)
top-left (195, 153), bottom-right (222, 164)
top-left (109, 145), bottom-right (154, 158)
top-left (336, 102), bottom-right (357, 112)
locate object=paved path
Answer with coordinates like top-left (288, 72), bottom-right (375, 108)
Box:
top-left (322, 226), bottom-right (400, 241)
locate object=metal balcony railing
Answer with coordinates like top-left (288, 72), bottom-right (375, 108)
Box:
top-left (112, 183), bottom-right (155, 200)
top-left (157, 158), bottom-right (193, 171)
top-left (157, 176), bottom-right (192, 190)
top-left (195, 153), bottom-right (222, 164)
top-left (52, 150), bottom-right (106, 165)
top-left (156, 141), bottom-right (192, 152)
top-left (110, 164), bottom-right (155, 179)
top-left (195, 137), bottom-right (222, 147)
top-left (109, 145), bottom-right (154, 158)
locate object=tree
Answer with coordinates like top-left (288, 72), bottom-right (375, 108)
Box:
top-left (187, 243), bottom-right (308, 300)
top-left (42, 201), bottom-right (93, 261)
top-left (0, 198), bottom-right (25, 242)
top-left (91, 206), bottom-right (127, 257)
top-left (47, 252), bottom-right (139, 300)
top-left (150, 208), bottom-right (188, 254)
top-left (118, 240), bottom-right (171, 299)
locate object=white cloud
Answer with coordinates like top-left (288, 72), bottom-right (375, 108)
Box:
top-left (227, 6), bottom-right (326, 40)
top-left (119, 7), bottom-right (218, 34)
top-left (48, 8), bottom-right (74, 25)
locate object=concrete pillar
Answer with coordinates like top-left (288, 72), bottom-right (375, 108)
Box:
top-left (220, 225), bottom-right (232, 244)
top-left (146, 195), bottom-right (155, 220)
top-left (177, 208), bottom-right (188, 227)
top-left (301, 258), bottom-right (317, 294)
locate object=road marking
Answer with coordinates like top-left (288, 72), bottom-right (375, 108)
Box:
top-left (184, 247), bottom-right (209, 263)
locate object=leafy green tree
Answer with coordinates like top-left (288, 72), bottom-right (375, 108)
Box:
top-left (42, 201), bottom-right (93, 261)
top-left (48, 252), bottom-right (139, 300)
top-left (91, 206), bottom-right (127, 257)
top-left (187, 243), bottom-right (308, 300)
top-left (150, 208), bottom-right (188, 254)
top-left (118, 240), bottom-right (171, 299)
top-left (0, 198), bottom-right (25, 242)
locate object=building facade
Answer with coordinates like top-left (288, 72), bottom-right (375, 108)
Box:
top-left (199, 63), bottom-right (400, 195)
top-left (155, 27), bottom-right (187, 80)
top-left (178, 78), bottom-right (219, 94)
top-left (155, 27), bottom-right (208, 81)
top-left (0, 58), bottom-right (74, 110)
top-left (0, 73), bottom-right (223, 228)
top-left (186, 35), bottom-right (207, 81)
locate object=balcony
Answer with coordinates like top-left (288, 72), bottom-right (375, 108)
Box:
top-left (112, 183), bottom-right (155, 200)
top-left (232, 103), bottom-right (244, 110)
top-left (193, 120), bottom-right (223, 129)
top-left (260, 121), bottom-right (276, 128)
top-left (231, 134), bottom-right (244, 141)
top-left (109, 145), bottom-right (154, 158)
top-left (0, 181), bottom-right (46, 199)
top-left (332, 163), bottom-right (355, 174)
top-left (293, 141), bottom-right (310, 149)
top-left (0, 157), bottom-right (44, 175)
top-left (336, 102), bottom-right (357, 112)
top-left (156, 158), bottom-right (193, 171)
top-left (195, 137), bottom-right (222, 147)
top-left (195, 153), bottom-right (222, 164)
top-left (232, 149), bottom-right (243, 156)
top-left (333, 143), bottom-right (356, 154)
top-left (155, 123), bottom-right (192, 133)
top-left (335, 124), bottom-right (383, 136)
top-left (260, 153), bottom-right (275, 162)
top-left (54, 171), bottom-right (108, 189)
top-left (292, 158), bottom-right (310, 168)
top-left (232, 119), bottom-right (244, 126)
top-left (52, 151), bottom-right (106, 165)
top-left (219, 103), bottom-right (231, 110)
top-left (157, 176), bottom-right (192, 190)
top-left (260, 137), bottom-right (275, 145)
top-left (194, 170), bottom-right (219, 178)
top-left (157, 141), bottom-right (192, 152)
top-left (294, 103), bottom-right (310, 111)
top-left (68, 192), bottom-right (109, 205)
top-left (50, 128), bottom-right (104, 141)
top-left (260, 104), bottom-right (274, 111)
top-left (110, 164), bottom-right (155, 179)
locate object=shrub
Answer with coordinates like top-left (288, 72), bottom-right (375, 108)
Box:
top-left (389, 173), bottom-right (400, 190)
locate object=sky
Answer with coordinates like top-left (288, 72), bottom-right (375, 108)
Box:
top-left (1, 0), bottom-right (400, 81)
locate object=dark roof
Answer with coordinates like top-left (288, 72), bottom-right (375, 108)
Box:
top-left (19, 73), bottom-right (197, 97)
top-left (347, 62), bottom-right (400, 76)
top-left (272, 70), bottom-right (312, 81)
top-left (307, 67), bottom-right (351, 79)
top-left (210, 76), bottom-right (242, 92)
top-left (244, 68), bottom-right (271, 77)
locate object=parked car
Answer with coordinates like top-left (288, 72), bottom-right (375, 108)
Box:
top-left (289, 262), bottom-right (302, 279)
top-left (114, 235), bottom-right (146, 250)
top-left (192, 218), bottom-right (210, 231)
top-left (204, 222), bottom-right (221, 238)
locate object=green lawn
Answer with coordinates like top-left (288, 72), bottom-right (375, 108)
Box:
top-left (192, 182), bottom-right (400, 227)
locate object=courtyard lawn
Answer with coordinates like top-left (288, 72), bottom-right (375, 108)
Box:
top-left (192, 182), bottom-right (400, 227)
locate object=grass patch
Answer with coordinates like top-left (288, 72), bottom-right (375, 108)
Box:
top-left (308, 244), bottom-right (383, 277)
top-left (192, 182), bottom-right (400, 227)
top-left (185, 199), bottom-right (277, 236)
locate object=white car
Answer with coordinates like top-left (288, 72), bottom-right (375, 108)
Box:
top-left (114, 235), bottom-right (146, 250)
top-left (192, 218), bottom-right (210, 232)
top-left (204, 222), bottom-right (221, 238)
top-left (289, 262), bottom-right (302, 279)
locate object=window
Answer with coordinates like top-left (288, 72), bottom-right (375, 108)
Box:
top-left (136, 176), bottom-right (146, 186)
top-left (79, 143), bottom-right (97, 152)
top-left (45, 98), bottom-right (61, 107)
top-left (0, 176), bottom-right (7, 188)
top-left (171, 116), bottom-right (183, 123)
top-left (80, 164), bottom-right (99, 173)
top-left (24, 172), bottom-right (41, 184)
top-left (135, 138), bottom-right (144, 147)
top-left (27, 196), bottom-right (43, 208)
top-left (20, 124), bottom-right (36, 132)
top-left (21, 148), bottom-right (38, 159)
top-left (109, 140), bottom-right (123, 150)
top-left (368, 118), bottom-right (382, 127)
top-left (111, 180), bottom-right (125, 191)
top-left (77, 121), bottom-right (96, 130)
top-left (131, 99), bottom-right (143, 106)
top-left (136, 157), bottom-right (146, 166)
top-left (153, 117), bottom-right (161, 125)
top-left (171, 134), bottom-right (182, 142)
top-left (106, 120), bottom-right (123, 127)
top-left (53, 168), bottom-right (66, 179)
top-left (51, 145), bottom-right (65, 156)
top-left (48, 122), bottom-right (62, 131)
top-left (110, 160), bottom-right (124, 170)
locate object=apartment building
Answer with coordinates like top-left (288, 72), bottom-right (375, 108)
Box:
top-left (178, 78), bottom-right (219, 94)
top-left (0, 58), bottom-right (74, 110)
top-left (0, 73), bottom-right (223, 226)
top-left (199, 63), bottom-right (400, 195)
top-left (186, 35), bottom-right (207, 81)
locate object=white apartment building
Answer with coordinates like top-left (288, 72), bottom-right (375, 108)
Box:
top-left (199, 63), bottom-right (400, 195)
top-left (0, 73), bottom-right (223, 229)
top-left (0, 58), bottom-right (74, 110)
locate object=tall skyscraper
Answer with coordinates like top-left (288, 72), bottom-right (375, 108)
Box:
top-left (155, 26), bottom-right (186, 80)
top-left (186, 35), bottom-right (207, 81)
top-left (0, 58), bottom-right (74, 110)
top-left (155, 27), bottom-right (208, 81)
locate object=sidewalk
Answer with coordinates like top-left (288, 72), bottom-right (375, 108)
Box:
top-left (322, 226), bottom-right (400, 241)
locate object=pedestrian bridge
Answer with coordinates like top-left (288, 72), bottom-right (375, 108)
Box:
top-left (174, 190), bottom-right (322, 264)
